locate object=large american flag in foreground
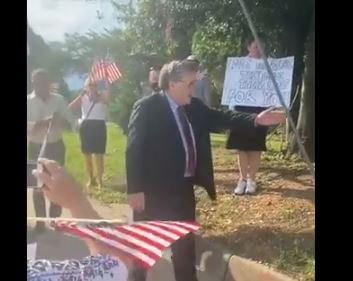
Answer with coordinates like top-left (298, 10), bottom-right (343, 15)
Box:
top-left (89, 59), bottom-right (122, 84)
top-left (54, 221), bottom-right (199, 268)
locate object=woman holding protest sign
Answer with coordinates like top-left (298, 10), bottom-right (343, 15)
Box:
top-left (226, 36), bottom-right (269, 195)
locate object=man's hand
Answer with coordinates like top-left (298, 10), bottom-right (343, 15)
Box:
top-left (128, 192), bottom-right (145, 212)
top-left (255, 109), bottom-right (286, 126)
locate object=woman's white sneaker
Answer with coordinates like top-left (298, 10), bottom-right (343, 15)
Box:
top-left (246, 179), bottom-right (257, 194)
top-left (234, 180), bottom-right (247, 195)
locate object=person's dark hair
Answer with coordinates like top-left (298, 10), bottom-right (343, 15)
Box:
top-left (244, 34), bottom-right (265, 48)
top-left (159, 60), bottom-right (199, 91)
top-left (31, 68), bottom-right (49, 81)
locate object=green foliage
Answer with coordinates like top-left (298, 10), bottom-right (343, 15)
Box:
top-left (55, 0), bottom-right (314, 149)
top-left (108, 76), bottom-right (141, 134)
top-left (113, 0), bottom-right (171, 57)
top-left (62, 28), bottom-right (146, 133)
top-left (192, 22), bottom-right (242, 93)
top-left (27, 23), bottom-right (72, 97)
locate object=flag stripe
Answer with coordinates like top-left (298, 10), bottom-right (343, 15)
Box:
top-left (90, 60), bottom-right (106, 81)
top-left (146, 222), bottom-right (187, 236)
top-left (128, 224), bottom-right (176, 242)
top-left (61, 225), bottom-right (150, 268)
top-left (165, 221), bottom-right (200, 232)
top-left (113, 226), bottom-right (169, 248)
top-left (55, 221), bottom-right (200, 269)
top-left (148, 222), bottom-right (190, 234)
top-left (87, 226), bottom-right (161, 259)
top-left (99, 227), bottom-right (164, 255)
top-left (76, 226), bottom-right (156, 267)
top-left (89, 59), bottom-right (122, 84)
top-left (106, 63), bottom-right (122, 83)
top-left (133, 223), bottom-right (180, 239)
top-left (109, 63), bottom-right (122, 77)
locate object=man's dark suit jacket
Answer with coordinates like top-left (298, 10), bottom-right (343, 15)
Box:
top-left (126, 93), bottom-right (258, 204)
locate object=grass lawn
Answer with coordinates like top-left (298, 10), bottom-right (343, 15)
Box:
top-left (62, 123), bottom-right (127, 202)
top-left (60, 123), bottom-right (314, 281)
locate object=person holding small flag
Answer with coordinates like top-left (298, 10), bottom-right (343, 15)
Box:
top-left (27, 69), bottom-right (78, 233)
top-left (29, 158), bottom-right (131, 281)
top-left (70, 78), bottom-right (111, 189)
top-left (70, 56), bottom-right (121, 189)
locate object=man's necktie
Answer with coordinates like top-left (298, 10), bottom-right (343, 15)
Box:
top-left (177, 106), bottom-right (196, 176)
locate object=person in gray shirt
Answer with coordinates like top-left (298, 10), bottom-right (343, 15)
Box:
top-left (27, 69), bottom-right (77, 233)
top-left (185, 55), bottom-right (212, 107)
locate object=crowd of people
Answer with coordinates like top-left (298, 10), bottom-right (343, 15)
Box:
top-left (27, 36), bottom-right (285, 281)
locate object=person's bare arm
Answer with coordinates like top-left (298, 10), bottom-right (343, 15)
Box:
top-left (58, 97), bottom-right (79, 131)
top-left (69, 91), bottom-right (84, 108)
top-left (98, 82), bottom-right (112, 104)
top-left (33, 158), bottom-right (131, 269)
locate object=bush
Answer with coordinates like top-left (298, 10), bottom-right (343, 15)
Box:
top-left (108, 77), bottom-right (142, 135)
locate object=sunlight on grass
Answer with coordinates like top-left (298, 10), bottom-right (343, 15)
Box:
top-left (63, 122), bottom-right (126, 186)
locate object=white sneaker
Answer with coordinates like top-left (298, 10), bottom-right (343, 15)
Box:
top-left (246, 179), bottom-right (257, 194)
top-left (234, 180), bottom-right (247, 195)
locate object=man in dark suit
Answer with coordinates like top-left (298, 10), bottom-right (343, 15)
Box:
top-left (126, 60), bottom-right (285, 281)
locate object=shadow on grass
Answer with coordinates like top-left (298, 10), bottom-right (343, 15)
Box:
top-left (214, 165), bottom-right (314, 203)
top-left (205, 225), bottom-right (315, 280)
top-left (265, 187), bottom-right (315, 205)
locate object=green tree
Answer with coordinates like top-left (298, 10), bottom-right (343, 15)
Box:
top-left (27, 21), bottom-right (71, 99)
top-left (170, 0), bottom-right (315, 159)
top-left (61, 28), bottom-right (145, 132)
top-left (60, 0), bottom-right (315, 158)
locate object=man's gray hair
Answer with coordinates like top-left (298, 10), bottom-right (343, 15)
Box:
top-left (159, 60), bottom-right (199, 91)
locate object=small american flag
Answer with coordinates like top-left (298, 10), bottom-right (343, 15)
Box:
top-left (105, 60), bottom-right (122, 83)
top-left (89, 59), bottom-right (122, 84)
top-left (54, 221), bottom-right (199, 268)
top-left (89, 60), bottom-right (106, 82)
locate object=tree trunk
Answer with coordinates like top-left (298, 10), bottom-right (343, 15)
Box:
top-left (287, 14), bottom-right (315, 161)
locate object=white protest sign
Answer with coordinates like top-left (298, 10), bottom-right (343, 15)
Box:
top-left (221, 56), bottom-right (294, 108)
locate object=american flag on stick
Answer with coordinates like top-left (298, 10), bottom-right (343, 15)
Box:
top-left (89, 58), bottom-right (122, 84)
top-left (54, 221), bottom-right (199, 268)
top-left (105, 60), bottom-right (122, 83)
top-left (89, 60), bottom-right (106, 82)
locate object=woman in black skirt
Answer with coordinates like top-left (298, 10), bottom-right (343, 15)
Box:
top-left (70, 79), bottom-right (111, 189)
top-left (227, 36), bottom-right (268, 195)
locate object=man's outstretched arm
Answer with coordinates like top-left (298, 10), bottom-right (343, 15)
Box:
top-left (192, 99), bottom-right (285, 132)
